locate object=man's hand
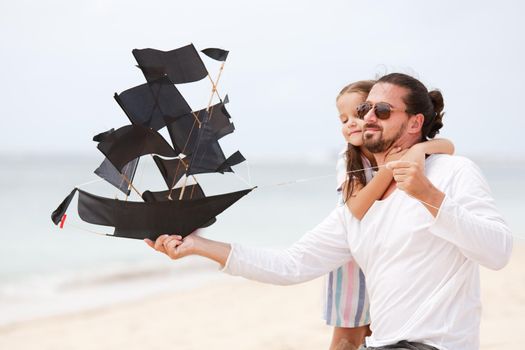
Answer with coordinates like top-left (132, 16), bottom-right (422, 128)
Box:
top-left (145, 233), bottom-right (197, 260)
top-left (386, 160), bottom-right (445, 217)
top-left (145, 232), bottom-right (232, 266)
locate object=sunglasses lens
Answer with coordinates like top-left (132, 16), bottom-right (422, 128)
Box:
top-left (374, 103), bottom-right (392, 120)
top-left (356, 102), bottom-right (372, 119)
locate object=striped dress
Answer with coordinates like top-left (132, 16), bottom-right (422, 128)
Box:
top-left (323, 149), bottom-right (371, 327)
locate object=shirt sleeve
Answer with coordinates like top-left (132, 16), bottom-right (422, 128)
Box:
top-left (429, 159), bottom-right (513, 270)
top-left (221, 206), bottom-right (353, 285)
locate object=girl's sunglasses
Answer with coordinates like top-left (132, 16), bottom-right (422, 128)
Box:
top-left (356, 101), bottom-right (395, 120)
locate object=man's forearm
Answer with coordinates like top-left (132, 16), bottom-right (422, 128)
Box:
top-left (418, 184), bottom-right (445, 217)
top-left (427, 160), bottom-right (513, 270)
top-left (428, 195), bottom-right (513, 270)
top-left (193, 237), bottom-right (232, 267)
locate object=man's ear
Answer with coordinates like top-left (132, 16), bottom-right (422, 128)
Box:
top-left (407, 114), bottom-right (424, 134)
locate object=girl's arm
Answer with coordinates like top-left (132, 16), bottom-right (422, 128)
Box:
top-left (346, 138), bottom-right (455, 220)
top-left (402, 138), bottom-right (454, 166)
top-left (416, 138), bottom-right (454, 155)
top-left (344, 167), bottom-right (394, 220)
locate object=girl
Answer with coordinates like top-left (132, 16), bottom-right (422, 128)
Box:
top-left (325, 80), bottom-right (454, 350)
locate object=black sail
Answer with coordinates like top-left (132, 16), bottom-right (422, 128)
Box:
top-left (114, 76), bottom-right (192, 131)
top-left (164, 112), bottom-right (200, 156)
top-left (77, 188), bottom-right (254, 240)
top-left (152, 155), bottom-right (187, 189)
top-left (183, 111), bottom-right (245, 176)
top-left (94, 157), bottom-right (139, 196)
top-left (97, 125), bottom-right (179, 172)
top-left (133, 44), bottom-right (208, 84)
top-left (164, 102), bottom-right (234, 156)
top-left (93, 128), bottom-right (115, 142)
top-left (216, 151), bottom-right (246, 172)
top-left (207, 103), bottom-right (235, 139)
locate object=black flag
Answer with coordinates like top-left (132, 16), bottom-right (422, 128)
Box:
top-left (201, 48), bottom-right (229, 62)
top-left (133, 44), bottom-right (208, 84)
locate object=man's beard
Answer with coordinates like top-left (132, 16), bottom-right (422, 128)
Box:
top-left (364, 121), bottom-right (407, 153)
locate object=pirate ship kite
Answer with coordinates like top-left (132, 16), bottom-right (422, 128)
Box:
top-left (51, 44), bottom-right (254, 240)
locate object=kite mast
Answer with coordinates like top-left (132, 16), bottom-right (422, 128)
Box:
top-left (177, 60), bottom-right (228, 199)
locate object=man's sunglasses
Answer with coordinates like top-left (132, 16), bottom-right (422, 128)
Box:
top-left (356, 101), bottom-right (397, 120)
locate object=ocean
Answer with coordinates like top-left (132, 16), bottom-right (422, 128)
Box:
top-left (0, 154), bottom-right (523, 326)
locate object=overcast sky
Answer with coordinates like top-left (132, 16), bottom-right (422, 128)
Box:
top-left (1, 0), bottom-right (524, 160)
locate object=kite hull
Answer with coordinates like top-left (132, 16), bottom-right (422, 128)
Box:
top-left (77, 188), bottom-right (253, 240)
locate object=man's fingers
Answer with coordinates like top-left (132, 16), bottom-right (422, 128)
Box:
top-left (154, 235), bottom-right (169, 252)
top-left (163, 236), bottom-right (182, 249)
top-left (392, 168), bottom-right (409, 176)
top-left (393, 174), bottom-right (408, 183)
top-left (168, 240), bottom-right (183, 253)
top-left (144, 239), bottom-right (154, 248)
top-left (164, 237), bottom-right (185, 259)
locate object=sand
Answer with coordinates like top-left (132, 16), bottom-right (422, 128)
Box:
top-left (0, 243), bottom-right (523, 350)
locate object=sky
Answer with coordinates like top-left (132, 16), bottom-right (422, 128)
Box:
top-left (1, 0), bottom-right (524, 161)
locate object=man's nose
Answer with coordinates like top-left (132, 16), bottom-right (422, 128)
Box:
top-left (363, 109), bottom-right (376, 123)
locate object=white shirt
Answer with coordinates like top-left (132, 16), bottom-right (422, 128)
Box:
top-left (222, 155), bottom-right (513, 350)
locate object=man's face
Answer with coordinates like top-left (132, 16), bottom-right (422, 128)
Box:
top-left (362, 83), bottom-right (410, 153)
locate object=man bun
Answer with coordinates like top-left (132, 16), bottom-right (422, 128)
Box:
top-left (427, 90), bottom-right (444, 138)
top-left (377, 73), bottom-right (446, 140)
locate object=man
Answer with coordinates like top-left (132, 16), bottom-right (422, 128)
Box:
top-left (147, 73), bottom-right (513, 350)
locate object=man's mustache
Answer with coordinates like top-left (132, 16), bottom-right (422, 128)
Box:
top-left (364, 123), bottom-right (382, 131)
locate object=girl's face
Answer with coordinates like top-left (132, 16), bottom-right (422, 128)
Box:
top-left (336, 92), bottom-right (366, 146)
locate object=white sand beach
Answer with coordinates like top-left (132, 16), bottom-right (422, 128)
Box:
top-left (0, 242), bottom-right (523, 350)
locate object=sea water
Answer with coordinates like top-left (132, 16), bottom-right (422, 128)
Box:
top-left (0, 154), bottom-right (523, 325)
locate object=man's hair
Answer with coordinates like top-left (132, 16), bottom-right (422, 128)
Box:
top-left (377, 73), bottom-right (444, 139)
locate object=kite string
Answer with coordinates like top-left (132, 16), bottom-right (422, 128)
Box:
top-left (254, 163), bottom-right (519, 237)
top-left (256, 165), bottom-right (386, 189)
top-left (65, 221), bottom-right (109, 237)
top-left (232, 171), bottom-right (253, 188)
top-left (75, 178), bottom-right (104, 188)
top-left (246, 160), bottom-right (253, 187)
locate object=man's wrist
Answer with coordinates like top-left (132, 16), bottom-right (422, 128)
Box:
top-left (420, 186), bottom-right (445, 212)
top-left (191, 235), bottom-right (207, 256)
top-left (192, 236), bottom-right (231, 266)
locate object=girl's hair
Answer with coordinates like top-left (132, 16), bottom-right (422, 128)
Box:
top-left (377, 73), bottom-right (445, 139)
top-left (336, 80), bottom-right (376, 202)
